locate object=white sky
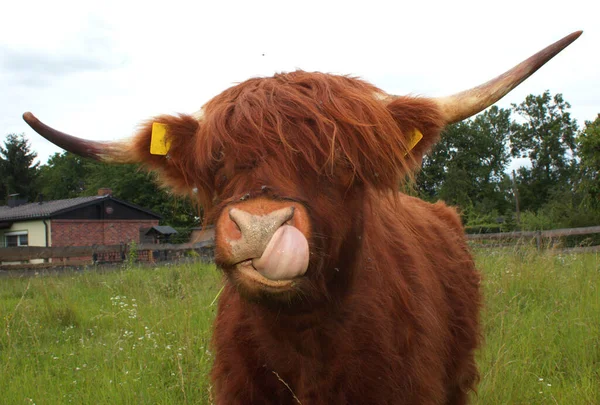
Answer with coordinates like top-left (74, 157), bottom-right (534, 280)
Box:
top-left (1, 0), bottom-right (598, 167)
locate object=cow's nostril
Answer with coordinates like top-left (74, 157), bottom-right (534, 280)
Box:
top-left (228, 209), bottom-right (242, 232)
top-left (285, 206), bottom-right (295, 225)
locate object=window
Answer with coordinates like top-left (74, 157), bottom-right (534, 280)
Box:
top-left (5, 232), bottom-right (28, 247)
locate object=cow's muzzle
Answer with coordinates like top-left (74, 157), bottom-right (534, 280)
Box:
top-left (218, 201), bottom-right (310, 287)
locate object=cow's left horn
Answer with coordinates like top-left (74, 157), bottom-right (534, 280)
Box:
top-left (388, 31), bottom-right (582, 124)
top-left (435, 31), bottom-right (582, 124)
top-left (22, 112), bottom-right (132, 163)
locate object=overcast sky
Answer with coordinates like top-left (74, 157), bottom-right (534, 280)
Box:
top-left (1, 0), bottom-right (598, 166)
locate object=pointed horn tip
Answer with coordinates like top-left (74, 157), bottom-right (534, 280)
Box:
top-left (23, 112), bottom-right (37, 125)
top-left (561, 30), bottom-right (583, 46)
top-left (570, 30), bottom-right (583, 39)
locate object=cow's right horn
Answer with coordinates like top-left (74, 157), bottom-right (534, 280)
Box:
top-left (22, 112), bottom-right (132, 163)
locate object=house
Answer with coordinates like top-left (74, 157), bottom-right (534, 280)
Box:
top-left (140, 225), bottom-right (178, 244)
top-left (0, 189), bottom-right (161, 264)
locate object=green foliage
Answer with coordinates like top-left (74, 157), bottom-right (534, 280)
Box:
top-left (519, 210), bottom-right (555, 231)
top-left (416, 106), bottom-right (514, 221)
top-left (511, 91), bottom-right (578, 211)
top-left (125, 240), bottom-right (139, 268)
top-left (519, 189), bottom-right (600, 231)
top-left (576, 115), bottom-right (600, 207)
top-left (0, 133), bottom-right (40, 204)
top-left (463, 207), bottom-right (509, 234)
top-left (37, 152), bottom-right (90, 200)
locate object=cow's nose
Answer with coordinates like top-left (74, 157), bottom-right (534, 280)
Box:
top-left (226, 206), bottom-right (295, 259)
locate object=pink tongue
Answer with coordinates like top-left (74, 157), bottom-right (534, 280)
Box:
top-left (252, 225), bottom-right (309, 281)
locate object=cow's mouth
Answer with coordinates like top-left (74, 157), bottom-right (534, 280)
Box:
top-left (235, 260), bottom-right (297, 289)
top-left (229, 224), bottom-right (310, 291)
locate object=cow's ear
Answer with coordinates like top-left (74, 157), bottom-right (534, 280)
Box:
top-left (385, 96), bottom-right (445, 169)
top-left (22, 111), bottom-right (202, 196)
top-left (128, 114), bottom-right (201, 194)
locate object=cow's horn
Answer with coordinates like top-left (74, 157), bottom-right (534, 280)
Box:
top-left (404, 31), bottom-right (582, 124)
top-left (22, 112), bottom-right (131, 163)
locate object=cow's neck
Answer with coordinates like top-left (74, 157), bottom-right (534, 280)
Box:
top-left (246, 213), bottom-right (366, 350)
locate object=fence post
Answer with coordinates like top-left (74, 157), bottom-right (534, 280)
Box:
top-left (512, 170), bottom-right (521, 230)
top-left (535, 230), bottom-right (542, 251)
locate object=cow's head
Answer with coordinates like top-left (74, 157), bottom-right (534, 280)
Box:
top-left (23, 32), bottom-right (581, 305)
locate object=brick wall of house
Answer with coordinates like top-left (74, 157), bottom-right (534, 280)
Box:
top-left (51, 219), bottom-right (159, 247)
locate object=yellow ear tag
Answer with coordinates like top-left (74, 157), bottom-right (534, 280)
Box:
top-left (405, 129), bottom-right (423, 155)
top-left (150, 123), bottom-right (171, 155)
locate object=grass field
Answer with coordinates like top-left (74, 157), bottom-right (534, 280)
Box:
top-left (1, 250), bottom-right (599, 404)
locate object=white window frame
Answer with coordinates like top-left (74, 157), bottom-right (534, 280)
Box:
top-left (5, 231), bottom-right (29, 247)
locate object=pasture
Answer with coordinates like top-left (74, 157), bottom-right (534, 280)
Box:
top-left (1, 250), bottom-right (598, 404)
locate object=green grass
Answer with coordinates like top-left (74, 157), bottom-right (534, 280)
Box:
top-left (1, 251), bottom-right (598, 404)
top-left (473, 250), bottom-right (600, 404)
top-left (1, 263), bottom-right (222, 404)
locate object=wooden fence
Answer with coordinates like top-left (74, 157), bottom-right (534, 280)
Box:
top-left (466, 225), bottom-right (600, 253)
top-left (0, 242), bottom-right (214, 270)
top-left (1, 225), bottom-right (599, 270)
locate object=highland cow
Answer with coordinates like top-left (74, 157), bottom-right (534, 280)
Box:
top-left (24, 31), bottom-right (581, 404)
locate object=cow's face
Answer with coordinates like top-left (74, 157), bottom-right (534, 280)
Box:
top-left (200, 74), bottom-right (401, 303)
top-left (210, 170), bottom-right (361, 304)
top-left (22, 32), bottom-right (581, 304)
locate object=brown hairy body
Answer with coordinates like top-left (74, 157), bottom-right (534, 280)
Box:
top-left (126, 72), bottom-right (480, 404)
top-left (211, 192), bottom-right (481, 405)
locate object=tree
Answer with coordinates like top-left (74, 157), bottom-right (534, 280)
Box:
top-left (37, 152), bottom-right (90, 200)
top-left (510, 91), bottom-right (578, 211)
top-left (416, 106), bottom-right (513, 218)
top-left (576, 114), bottom-right (600, 207)
top-left (0, 134), bottom-right (40, 204)
top-left (416, 123), bottom-right (456, 201)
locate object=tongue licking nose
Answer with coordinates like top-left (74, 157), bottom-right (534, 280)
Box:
top-left (252, 225), bottom-right (309, 281)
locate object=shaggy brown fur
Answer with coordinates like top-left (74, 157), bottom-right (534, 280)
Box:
top-left (129, 70), bottom-right (481, 404)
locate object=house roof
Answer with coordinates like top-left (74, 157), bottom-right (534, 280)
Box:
top-left (0, 195), bottom-right (161, 222)
top-left (145, 225), bottom-right (178, 235)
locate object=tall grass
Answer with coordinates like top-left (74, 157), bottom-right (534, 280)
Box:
top-left (474, 250), bottom-right (599, 404)
top-left (1, 263), bottom-right (221, 404)
top-left (1, 251), bottom-right (598, 404)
